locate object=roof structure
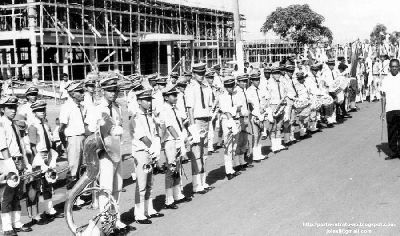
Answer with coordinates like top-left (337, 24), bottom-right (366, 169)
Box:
top-left (157, 0), bottom-right (234, 12)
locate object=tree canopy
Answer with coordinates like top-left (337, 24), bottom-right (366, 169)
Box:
top-left (260, 4), bottom-right (333, 44)
top-left (369, 24), bottom-right (387, 45)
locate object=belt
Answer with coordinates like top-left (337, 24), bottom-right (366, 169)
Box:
top-left (240, 116), bottom-right (249, 118)
top-left (195, 117), bottom-right (211, 121)
top-left (67, 134), bottom-right (85, 137)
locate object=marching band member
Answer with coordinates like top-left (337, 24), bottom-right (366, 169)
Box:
top-left (212, 64), bottom-right (224, 89)
top-left (337, 63), bottom-right (352, 119)
top-left (246, 72), bottom-right (269, 162)
top-left (85, 76), bottom-right (134, 231)
top-left (82, 74), bottom-right (97, 109)
top-left (59, 73), bottom-right (71, 102)
top-left (282, 64), bottom-right (298, 145)
top-left (321, 59), bottom-right (337, 126)
top-left (168, 72), bottom-right (179, 86)
top-left (269, 67), bottom-right (289, 153)
top-left (17, 86), bottom-right (39, 125)
top-left (27, 100), bottom-right (63, 224)
top-left (160, 85), bottom-right (192, 209)
top-left (372, 57), bottom-right (382, 101)
top-left (0, 96), bottom-right (33, 235)
top-left (219, 76), bottom-right (243, 179)
top-left (307, 63), bottom-right (324, 132)
top-left (131, 89), bottom-right (164, 224)
top-left (235, 74), bottom-right (254, 169)
top-left (293, 72), bottom-right (312, 139)
top-left (185, 63), bottom-right (213, 194)
top-left (205, 70), bottom-right (220, 155)
top-left (175, 77), bottom-right (190, 164)
top-left (59, 81), bottom-right (86, 206)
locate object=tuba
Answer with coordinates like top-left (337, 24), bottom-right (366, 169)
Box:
top-left (65, 112), bottom-right (119, 236)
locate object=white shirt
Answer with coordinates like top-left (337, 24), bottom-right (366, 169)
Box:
top-left (18, 101), bottom-right (35, 125)
top-left (160, 103), bottom-right (183, 142)
top-left (176, 92), bottom-right (187, 120)
top-left (82, 92), bottom-right (95, 109)
top-left (219, 91), bottom-right (239, 118)
top-left (59, 99), bottom-right (86, 136)
top-left (0, 116), bottom-right (24, 158)
top-left (86, 99), bottom-right (123, 133)
top-left (185, 80), bottom-right (211, 119)
top-left (234, 86), bottom-right (250, 117)
top-left (28, 117), bottom-right (53, 152)
top-left (59, 80), bottom-right (72, 99)
top-left (132, 110), bottom-right (158, 152)
top-left (381, 73), bottom-right (400, 112)
top-left (246, 85), bottom-right (265, 118)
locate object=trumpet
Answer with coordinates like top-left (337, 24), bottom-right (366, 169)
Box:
top-left (143, 149), bottom-right (158, 174)
top-left (273, 96), bottom-right (287, 118)
top-left (45, 167), bottom-right (70, 184)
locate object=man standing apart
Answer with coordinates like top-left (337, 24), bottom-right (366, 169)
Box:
top-left (381, 59), bottom-right (400, 160)
top-left (185, 63), bottom-right (213, 194)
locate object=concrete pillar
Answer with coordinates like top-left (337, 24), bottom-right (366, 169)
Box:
top-left (167, 41), bottom-right (172, 74)
top-left (133, 43), bottom-right (140, 74)
top-left (27, 0), bottom-right (38, 76)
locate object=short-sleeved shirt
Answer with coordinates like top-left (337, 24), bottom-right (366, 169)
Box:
top-left (246, 85), bottom-right (266, 117)
top-left (268, 79), bottom-right (288, 105)
top-left (28, 117), bottom-right (53, 152)
top-left (381, 73), bottom-right (400, 112)
top-left (132, 110), bottom-right (158, 152)
top-left (0, 116), bottom-right (23, 158)
top-left (219, 91), bottom-right (239, 118)
top-left (86, 99), bottom-right (123, 133)
top-left (159, 103), bottom-right (183, 142)
top-left (59, 99), bottom-right (86, 136)
top-left (176, 92), bottom-right (187, 120)
top-left (18, 102), bottom-right (35, 125)
top-left (234, 86), bottom-right (249, 117)
top-left (294, 81), bottom-right (309, 100)
top-left (82, 92), bottom-right (95, 109)
top-left (185, 80), bottom-right (211, 119)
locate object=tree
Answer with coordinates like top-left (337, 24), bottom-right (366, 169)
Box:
top-left (260, 4), bottom-right (333, 44)
top-left (369, 24), bottom-right (387, 45)
top-left (389, 31), bottom-right (400, 45)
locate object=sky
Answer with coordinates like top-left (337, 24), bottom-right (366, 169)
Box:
top-left (187, 0), bottom-right (400, 43)
top-left (238, 0), bottom-right (400, 43)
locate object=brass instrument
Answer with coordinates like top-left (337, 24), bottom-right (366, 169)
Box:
top-left (273, 96), bottom-right (287, 118)
top-left (65, 112), bottom-right (119, 236)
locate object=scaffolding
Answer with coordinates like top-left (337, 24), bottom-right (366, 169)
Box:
top-left (0, 0), bottom-right (242, 81)
top-left (244, 39), bottom-right (301, 66)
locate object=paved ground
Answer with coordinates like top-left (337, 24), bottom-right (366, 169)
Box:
top-left (11, 101), bottom-right (400, 236)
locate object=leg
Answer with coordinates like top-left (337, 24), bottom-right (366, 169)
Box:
top-left (386, 111), bottom-right (400, 155)
top-left (134, 151), bottom-right (150, 221)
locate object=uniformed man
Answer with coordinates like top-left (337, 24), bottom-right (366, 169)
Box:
top-left (219, 76), bottom-right (243, 179)
top-left (0, 96), bottom-right (33, 235)
top-left (160, 85), bottom-right (192, 209)
top-left (17, 86), bottom-right (39, 125)
top-left (185, 62), bottom-right (213, 194)
top-left (131, 89), bottom-right (164, 224)
top-left (82, 74), bottom-right (96, 109)
top-left (168, 72), bottom-right (179, 86)
top-left (293, 72), bottom-right (312, 139)
top-left (246, 72), bottom-right (269, 162)
top-left (283, 64), bottom-right (298, 145)
top-left (235, 74), bottom-right (254, 169)
top-left (269, 66), bottom-right (289, 153)
top-left (27, 100), bottom-right (63, 224)
top-left (58, 81), bottom-right (86, 206)
top-left (322, 58), bottom-right (337, 126)
top-left (86, 76), bottom-right (134, 232)
top-left (307, 63), bottom-right (323, 132)
top-left (205, 70), bottom-right (220, 155)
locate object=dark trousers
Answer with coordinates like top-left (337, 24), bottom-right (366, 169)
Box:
top-left (386, 110), bottom-right (400, 154)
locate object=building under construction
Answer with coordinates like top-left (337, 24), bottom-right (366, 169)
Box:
top-left (0, 0), bottom-right (244, 81)
top-left (244, 39), bottom-right (301, 66)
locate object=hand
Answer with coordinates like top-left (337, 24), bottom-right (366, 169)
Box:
top-left (380, 113), bottom-right (386, 121)
top-left (41, 165), bottom-right (49, 173)
top-left (25, 164), bottom-right (32, 173)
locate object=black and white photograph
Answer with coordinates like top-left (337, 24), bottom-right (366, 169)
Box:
top-left (0, 0), bottom-right (399, 235)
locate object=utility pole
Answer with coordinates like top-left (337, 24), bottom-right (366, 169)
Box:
top-left (233, 0), bottom-right (244, 73)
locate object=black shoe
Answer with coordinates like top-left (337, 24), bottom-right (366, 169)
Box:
top-left (181, 159), bottom-right (189, 164)
top-left (300, 134), bottom-right (312, 140)
top-left (343, 114), bottom-right (352, 118)
top-left (327, 123), bottom-right (334, 128)
top-left (176, 196), bottom-right (192, 203)
top-left (226, 174), bottom-right (235, 180)
top-left (207, 151), bottom-right (213, 155)
top-left (136, 219), bottom-right (152, 224)
top-left (72, 205), bottom-right (82, 211)
top-left (4, 230), bottom-right (16, 236)
top-left (31, 218), bottom-right (51, 225)
top-left (165, 203), bottom-right (179, 209)
top-left (385, 154), bottom-right (399, 160)
top-left (253, 160), bottom-right (261, 163)
top-left (204, 186), bottom-right (215, 191)
top-left (13, 225), bottom-right (32, 233)
top-left (148, 212), bottom-right (164, 218)
top-left (43, 212), bottom-right (64, 219)
top-left (243, 163), bottom-right (254, 168)
top-left (233, 166), bottom-right (241, 172)
top-left (193, 190), bottom-right (207, 194)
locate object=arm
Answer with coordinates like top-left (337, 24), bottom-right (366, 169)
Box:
top-left (59, 123), bottom-right (68, 147)
top-left (381, 92), bottom-right (386, 120)
top-left (140, 137), bottom-right (152, 148)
